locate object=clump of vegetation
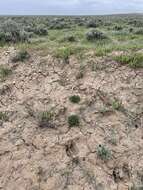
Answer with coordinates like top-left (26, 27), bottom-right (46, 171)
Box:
top-left (55, 47), bottom-right (73, 62)
top-left (34, 24), bottom-right (48, 36)
top-left (111, 100), bottom-right (122, 110)
top-left (0, 112), bottom-right (8, 122)
top-left (97, 145), bottom-right (112, 161)
top-left (63, 34), bottom-right (76, 42)
top-left (48, 20), bottom-right (70, 30)
top-left (86, 29), bottom-right (107, 41)
top-left (69, 95), bottom-right (81, 104)
top-left (114, 53), bottom-right (143, 68)
top-left (12, 50), bottom-right (30, 62)
top-left (68, 115), bottom-right (80, 127)
top-left (114, 25), bottom-right (123, 31)
top-left (0, 19), bottom-right (29, 43)
top-left (38, 111), bottom-right (55, 128)
top-left (0, 66), bottom-right (12, 81)
top-left (134, 28), bottom-right (143, 35)
top-left (86, 20), bottom-right (98, 28)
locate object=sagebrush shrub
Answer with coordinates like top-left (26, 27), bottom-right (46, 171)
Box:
top-left (86, 20), bottom-right (98, 28)
top-left (34, 24), bottom-right (48, 36)
top-left (86, 29), bottom-right (107, 41)
top-left (0, 19), bottom-right (29, 43)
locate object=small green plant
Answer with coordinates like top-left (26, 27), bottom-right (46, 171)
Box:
top-left (68, 115), bottom-right (80, 127)
top-left (97, 145), bottom-right (111, 161)
top-left (0, 112), bottom-right (8, 121)
top-left (113, 53), bottom-right (143, 68)
top-left (38, 111), bottom-right (55, 128)
top-left (12, 50), bottom-right (30, 62)
top-left (108, 129), bottom-right (117, 145)
top-left (0, 66), bottom-right (12, 81)
top-left (69, 95), bottom-right (80, 104)
top-left (112, 100), bottom-right (121, 110)
top-left (55, 47), bottom-right (73, 62)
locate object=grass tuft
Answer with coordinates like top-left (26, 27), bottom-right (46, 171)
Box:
top-left (68, 115), bottom-right (80, 127)
top-left (69, 95), bottom-right (81, 104)
top-left (38, 111), bottom-right (55, 128)
top-left (0, 66), bottom-right (12, 81)
top-left (113, 53), bottom-right (143, 68)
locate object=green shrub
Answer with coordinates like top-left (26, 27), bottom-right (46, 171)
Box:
top-left (0, 66), bottom-right (12, 81)
top-left (69, 95), bottom-right (80, 104)
top-left (86, 29), bottom-right (107, 41)
top-left (114, 53), bottom-right (143, 68)
top-left (34, 24), bottom-right (48, 36)
top-left (86, 20), bottom-right (98, 28)
top-left (38, 111), bottom-right (55, 128)
top-left (0, 19), bottom-right (29, 43)
top-left (48, 21), bottom-right (70, 30)
top-left (97, 145), bottom-right (111, 161)
top-left (0, 112), bottom-right (8, 121)
top-left (68, 115), bottom-right (80, 127)
top-left (12, 50), bottom-right (30, 62)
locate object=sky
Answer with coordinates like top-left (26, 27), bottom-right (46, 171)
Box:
top-left (0, 0), bottom-right (143, 15)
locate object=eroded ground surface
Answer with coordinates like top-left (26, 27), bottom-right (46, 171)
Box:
top-left (0, 47), bottom-right (143, 190)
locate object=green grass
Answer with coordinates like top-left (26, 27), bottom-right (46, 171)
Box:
top-left (114, 53), bottom-right (143, 68)
top-left (68, 115), bottom-right (80, 127)
top-left (0, 66), bottom-right (12, 81)
top-left (55, 46), bottom-right (73, 60)
top-left (38, 111), bottom-right (55, 128)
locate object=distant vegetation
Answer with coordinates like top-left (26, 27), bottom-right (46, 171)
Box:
top-left (0, 14), bottom-right (143, 68)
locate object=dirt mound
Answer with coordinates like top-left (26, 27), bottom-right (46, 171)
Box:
top-left (0, 47), bottom-right (143, 190)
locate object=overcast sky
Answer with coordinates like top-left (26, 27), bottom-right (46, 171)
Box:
top-left (0, 0), bottom-right (143, 15)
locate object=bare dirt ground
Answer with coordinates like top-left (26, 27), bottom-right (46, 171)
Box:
top-left (0, 47), bottom-right (143, 190)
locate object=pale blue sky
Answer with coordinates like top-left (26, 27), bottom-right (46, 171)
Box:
top-left (0, 0), bottom-right (143, 15)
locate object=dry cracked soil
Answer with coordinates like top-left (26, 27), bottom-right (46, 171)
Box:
top-left (0, 47), bottom-right (143, 190)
